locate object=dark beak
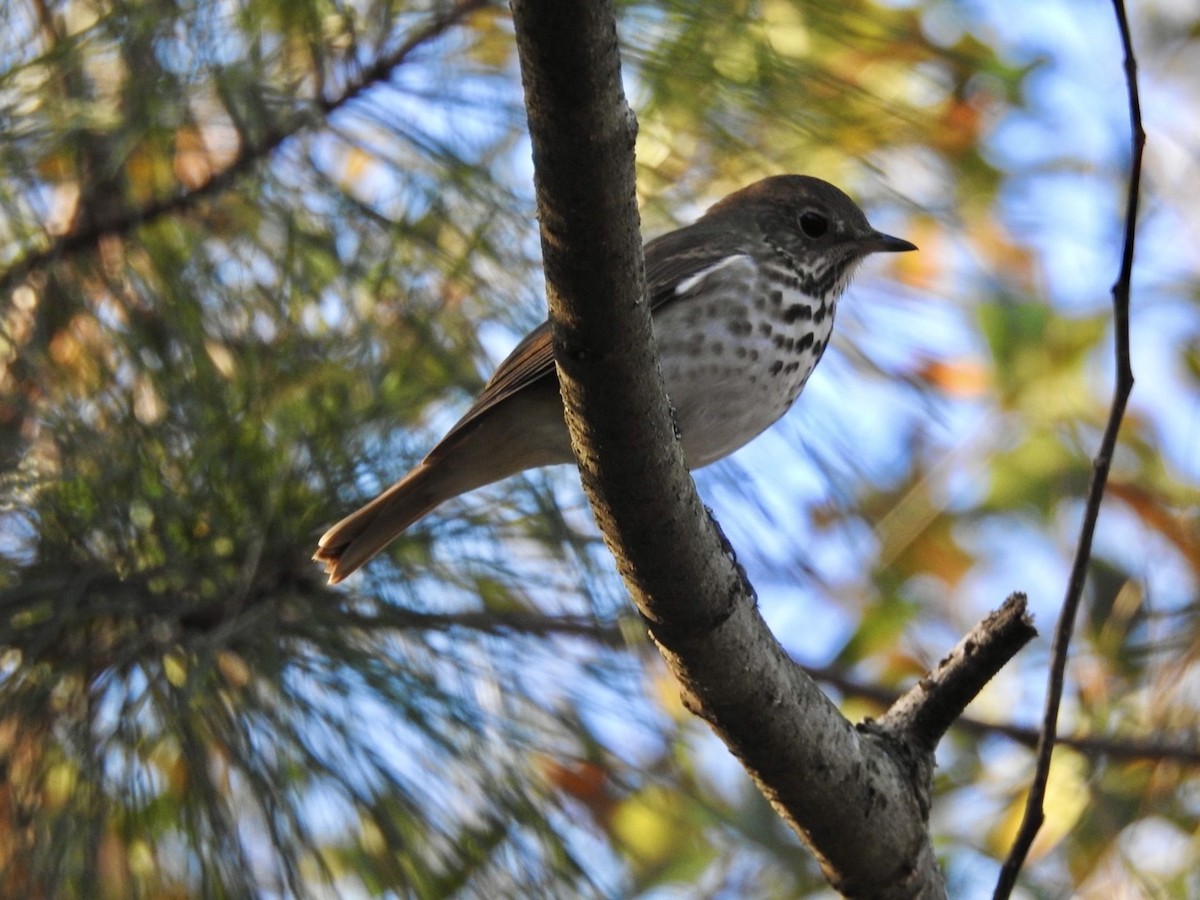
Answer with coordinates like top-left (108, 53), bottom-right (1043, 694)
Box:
top-left (860, 230), bottom-right (918, 254)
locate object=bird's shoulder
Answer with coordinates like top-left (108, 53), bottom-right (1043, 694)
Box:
top-left (644, 218), bottom-right (759, 304)
top-left (426, 220), bottom-right (760, 462)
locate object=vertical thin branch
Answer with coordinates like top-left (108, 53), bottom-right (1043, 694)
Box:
top-left (993, 1), bottom-right (1143, 895)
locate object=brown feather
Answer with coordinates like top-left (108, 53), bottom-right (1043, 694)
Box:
top-left (314, 175), bottom-right (917, 582)
top-left (429, 218), bottom-right (749, 462)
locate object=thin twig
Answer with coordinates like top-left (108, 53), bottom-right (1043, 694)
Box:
top-left (811, 666), bottom-right (1200, 767)
top-left (993, 1), bottom-right (1143, 895)
top-left (340, 602), bottom-right (1200, 767)
top-left (876, 594), bottom-right (1036, 754)
top-left (335, 606), bottom-right (626, 642)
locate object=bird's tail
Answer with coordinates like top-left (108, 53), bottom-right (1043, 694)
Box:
top-left (313, 463), bottom-right (451, 584)
top-left (315, 381), bottom-right (573, 584)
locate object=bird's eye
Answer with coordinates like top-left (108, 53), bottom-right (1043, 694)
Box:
top-left (799, 211), bottom-right (829, 238)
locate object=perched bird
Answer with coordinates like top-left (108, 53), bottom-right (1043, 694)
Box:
top-left (315, 175), bottom-right (915, 583)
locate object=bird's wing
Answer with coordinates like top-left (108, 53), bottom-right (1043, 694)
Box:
top-left (426, 222), bottom-right (747, 461)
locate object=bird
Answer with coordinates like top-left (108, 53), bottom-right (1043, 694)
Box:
top-left (315, 175), bottom-right (916, 583)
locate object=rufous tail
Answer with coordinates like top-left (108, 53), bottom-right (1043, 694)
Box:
top-left (315, 382), bottom-right (572, 584)
top-left (313, 464), bottom-right (448, 584)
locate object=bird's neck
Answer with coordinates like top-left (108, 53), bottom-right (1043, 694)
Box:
top-left (762, 239), bottom-right (861, 305)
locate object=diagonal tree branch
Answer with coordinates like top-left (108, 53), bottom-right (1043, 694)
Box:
top-left (507, 1), bottom-right (1037, 895)
top-left (509, 2), bottom-right (935, 894)
top-left (875, 594), bottom-right (1036, 755)
top-left (0, 0), bottom-right (492, 297)
top-left (994, 1), bottom-right (1143, 895)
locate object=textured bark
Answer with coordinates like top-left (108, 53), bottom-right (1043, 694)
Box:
top-left (508, 2), bottom-right (1029, 895)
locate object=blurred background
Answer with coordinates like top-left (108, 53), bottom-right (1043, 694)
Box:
top-left (0, 0), bottom-right (1196, 896)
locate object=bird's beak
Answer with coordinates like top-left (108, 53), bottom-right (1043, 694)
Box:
top-left (861, 230), bottom-right (918, 254)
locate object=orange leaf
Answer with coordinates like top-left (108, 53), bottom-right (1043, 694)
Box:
top-left (916, 357), bottom-right (990, 397)
top-left (536, 756), bottom-right (615, 822)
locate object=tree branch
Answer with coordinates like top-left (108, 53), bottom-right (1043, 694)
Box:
top-left (351, 601), bottom-right (1198, 766)
top-left (505, 1), bottom-right (1029, 895)
top-left (812, 664), bottom-right (1200, 768)
top-left (339, 601), bottom-right (1199, 767)
top-left (994, 1), bottom-right (1143, 895)
top-left (0, 0), bottom-right (491, 297)
top-left (338, 606), bottom-right (622, 642)
top-left (874, 594), bottom-right (1036, 755)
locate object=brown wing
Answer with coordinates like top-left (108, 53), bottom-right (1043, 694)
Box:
top-left (426, 219), bottom-right (747, 462)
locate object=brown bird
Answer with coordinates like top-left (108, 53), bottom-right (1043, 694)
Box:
top-left (315, 175), bottom-right (916, 583)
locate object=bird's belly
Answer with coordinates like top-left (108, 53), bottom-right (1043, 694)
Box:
top-left (655, 288), bottom-right (836, 469)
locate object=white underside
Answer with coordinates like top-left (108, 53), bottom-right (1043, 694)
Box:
top-left (653, 254), bottom-right (840, 468)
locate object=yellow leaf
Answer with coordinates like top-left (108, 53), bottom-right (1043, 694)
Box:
top-left (125, 140), bottom-right (173, 204)
top-left (204, 340), bottom-right (237, 379)
top-left (761, 0), bottom-right (810, 59)
top-left (45, 761), bottom-right (78, 810)
top-left (163, 652), bottom-right (187, 688)
top-left (132, 375), bottom-right (165, 425)
top-left (465, 7), bottom-right (513, 68)
top-left (217, 650), bottom-right (251, 689)
top-left (611, 786), bottom-right (683, 867)
top-left (342, 145), bottom-right (373, 185)
top-left (711, 34), bottom-right (759, 83)
top-left (126, 839), bottom-right (155, 877)
top-left (359, 819), bottom-right (385, 856)
top-left (989, 748), bottom-right (1090, 862)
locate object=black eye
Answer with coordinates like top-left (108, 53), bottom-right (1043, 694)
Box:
top-left (799, 211), bottom-right (828, 238)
